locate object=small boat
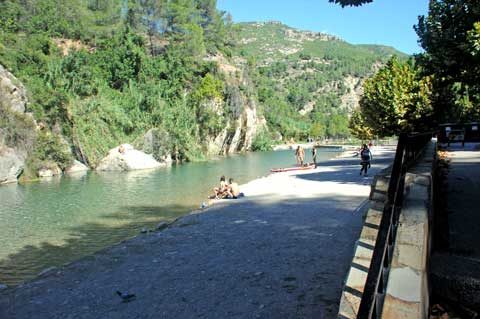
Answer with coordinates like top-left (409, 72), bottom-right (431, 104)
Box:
top-left (270, 164), bottom-right (316, 173)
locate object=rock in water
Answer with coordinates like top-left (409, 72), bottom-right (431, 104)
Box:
top-left (96, 144), bottom-right (164, 171)
top-left (37, 163), bottom-right (62, 178)
top-left (65, 160), bottom-right (89, 175)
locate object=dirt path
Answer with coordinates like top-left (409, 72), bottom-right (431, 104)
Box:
top-left (0, 147), bottom-right (396, 319)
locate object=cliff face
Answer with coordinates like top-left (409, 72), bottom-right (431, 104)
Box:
top-left (202, 55), bottom-right (266, 156)
top-left (0, 64), bottom-right (36, 184)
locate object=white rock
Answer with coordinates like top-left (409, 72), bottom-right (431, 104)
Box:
top-left (38, 163), bottom-right (62, 178)
top-left (96, 144), bottom-right (164, 171)
top-left (65, 160), bottom-right (89, 175)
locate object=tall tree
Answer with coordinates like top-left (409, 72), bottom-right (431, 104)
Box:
top-left (415, 0), bottom-right (480, 122)
top-left (358, 57), bottom-right (433, 137)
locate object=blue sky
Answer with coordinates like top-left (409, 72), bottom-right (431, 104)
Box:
top-left (217, 0), bottom-right (429, 55)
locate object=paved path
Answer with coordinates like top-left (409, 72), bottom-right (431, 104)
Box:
top-left (0, 148), bottom-right (395, 319)
top-left (431, 143), bottom-right (480, 310)
top-left (443, 144), bottom-right (480, 257)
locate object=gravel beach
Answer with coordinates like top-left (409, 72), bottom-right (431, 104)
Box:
top-left (0, 147), bottom-right (396, 319)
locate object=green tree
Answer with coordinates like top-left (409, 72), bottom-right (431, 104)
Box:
top-left (415, 0), bottom-right (480, 123)
top-left (359, 57), bottom-right (433, 137)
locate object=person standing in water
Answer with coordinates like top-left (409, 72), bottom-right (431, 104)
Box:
top-left (360, 144), bottom-right (373, 176)
top-left (295, 146), bottom-right (305, 166)
top-left (311, 146), bottom-right (317, 168)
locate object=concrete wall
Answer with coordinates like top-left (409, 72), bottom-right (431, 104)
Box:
top-left (338, 141), bottom-right (436, 319)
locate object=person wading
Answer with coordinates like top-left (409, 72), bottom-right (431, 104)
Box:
top-left (295, 146), bottom-right (305, 166)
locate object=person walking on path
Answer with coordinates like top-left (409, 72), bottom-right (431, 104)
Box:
top-left (360, 144), bottom-right (373, 176)
top-left (311, 146), bottom-right (317, 168)
top-left (295, 146), bottom-right (305, 166)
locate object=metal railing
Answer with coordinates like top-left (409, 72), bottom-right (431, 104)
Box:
top-left (356, 132), bottom-right (433, 319)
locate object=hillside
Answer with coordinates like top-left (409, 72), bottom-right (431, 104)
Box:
top-left (232, 21), bottom-right (408, 140)
top-left (0, 1), bottom-right (407, 183)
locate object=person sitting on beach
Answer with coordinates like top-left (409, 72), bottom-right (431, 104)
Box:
top-left (212, 175), bottom-right (227, 199)
top-left (224, 178), bottom-right (240, 199)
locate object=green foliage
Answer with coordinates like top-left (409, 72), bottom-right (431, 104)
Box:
top-left (1, 0), bottom-right (409, 170)
top-left (236, 22), bottom-right (408, 142)
top-left (415, 0), bottom-right (480, 123)
top-left (348, 108), bottom-right (374, 140)
top-left (359, 57), bottom-right (433, 136)
top-left (30, 131), bottom-right (72, 171)
top-left (0, 0), bottom-right (237, 167)
top-left (251, 130), bottom-right (274, 151)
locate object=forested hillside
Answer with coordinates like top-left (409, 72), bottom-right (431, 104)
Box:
top-left (235, 22), bottom-right (407, 141)
top-left (0, 0), bottom-right (405, 181)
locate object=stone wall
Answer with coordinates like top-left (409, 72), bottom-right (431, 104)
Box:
top-left (338, 141), bottom-right (436, 319)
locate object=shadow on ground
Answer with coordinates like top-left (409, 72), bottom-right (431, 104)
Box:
top-left (296, 153), bottom-right (395, 184)
top-left (0, 191), bottom-right (368, 319)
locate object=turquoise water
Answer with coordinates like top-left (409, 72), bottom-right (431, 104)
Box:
top-left (0, 149), bottom-right (340, 286)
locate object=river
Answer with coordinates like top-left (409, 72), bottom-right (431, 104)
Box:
top-left (0, 149), bottom-right (341, 286)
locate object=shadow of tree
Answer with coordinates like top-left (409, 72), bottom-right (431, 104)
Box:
top-left (0, 193), bottom-right (369, 319)
top-left (0, 203), bottom-right (195, 287)
top-left (296, 154), bottom-right (395, 185)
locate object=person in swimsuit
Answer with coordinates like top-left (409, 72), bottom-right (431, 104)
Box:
top-left (295, 146), bottom-right (305, 166)
top-left (224, 178), bottom-right (240, 199)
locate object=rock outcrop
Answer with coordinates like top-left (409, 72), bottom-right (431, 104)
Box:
top-left (202, 61), bottom-right (267, 156)
top-left (0, 147), bottom-right (25, 184)
top-left (138, 128), bottom-right (172, 164)
top-left (0, 64), bottom-right (33, 184)
top-left (96, 144), bottom-right (164, 171)
top-left (0, 64), bottom-right (28, 113)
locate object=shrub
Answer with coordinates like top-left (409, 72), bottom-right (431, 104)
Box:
top-left (251, 130), bottom-right (274, 152)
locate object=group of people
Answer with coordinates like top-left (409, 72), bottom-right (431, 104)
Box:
top-left (295, 142), bottom-right (374, 176)
top-left (212, 176), bottom-right (241, 199)
top-left (295, 145), bottom-right (317, 168)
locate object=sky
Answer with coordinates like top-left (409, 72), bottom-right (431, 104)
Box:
top-left (217, 0), bottom-right (430, 55)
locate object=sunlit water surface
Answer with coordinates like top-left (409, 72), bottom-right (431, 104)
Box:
top-left (0, 149), bottom-right (340, 285)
